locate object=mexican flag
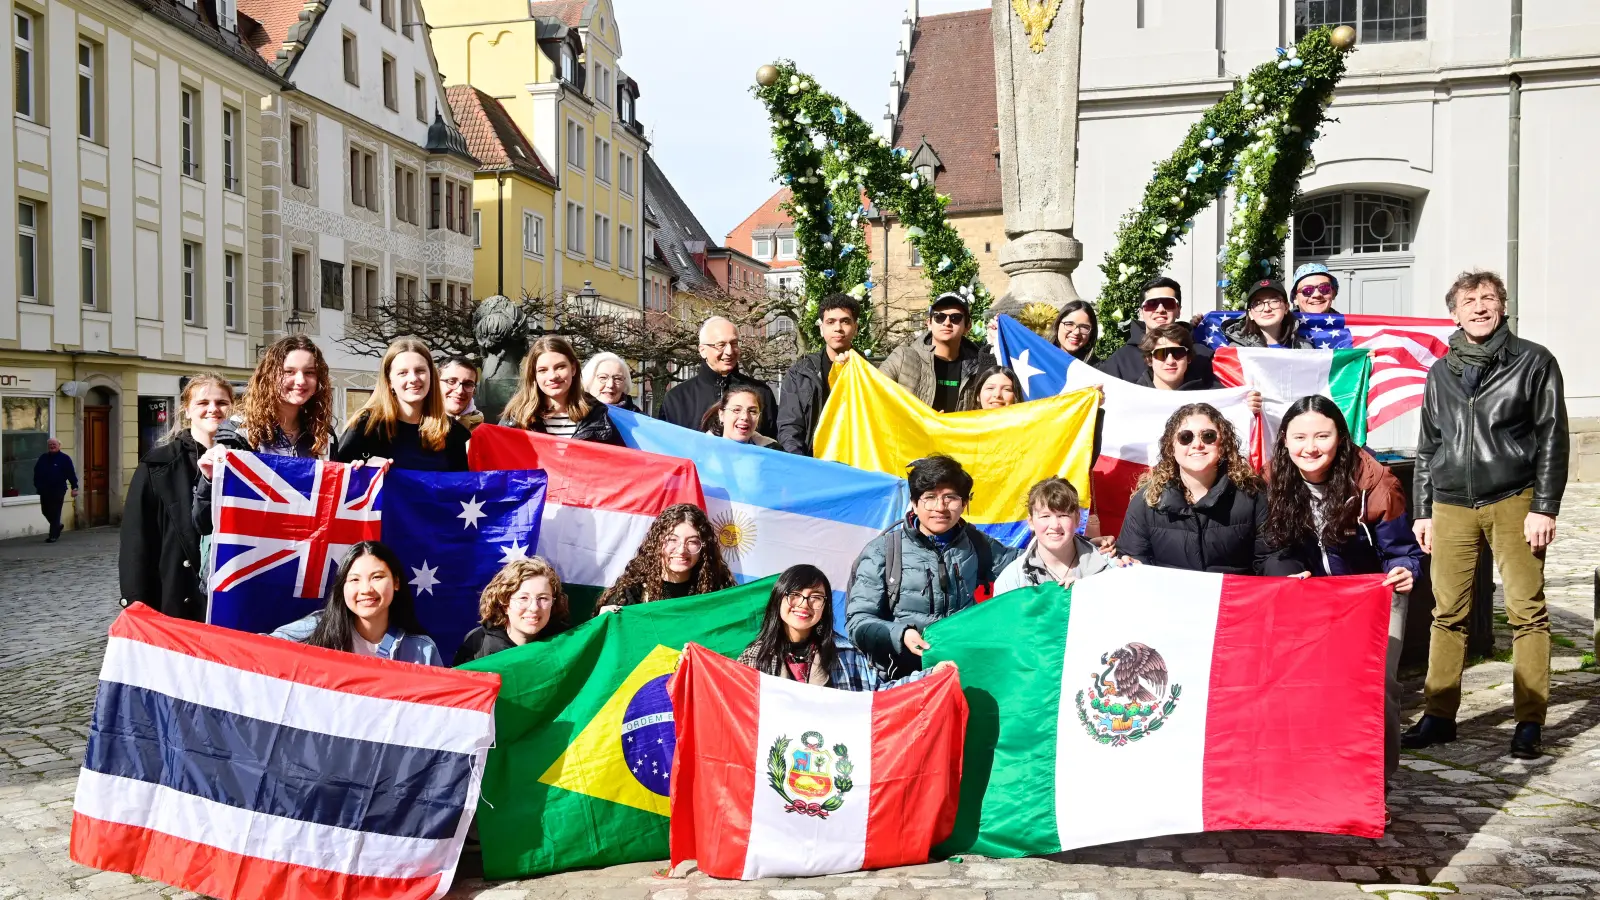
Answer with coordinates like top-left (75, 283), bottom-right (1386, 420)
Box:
top-left (460, 578), bottom-right (771, 879)
top-left (669, 644), bottom-right (967, 879)
top-left (1211, 346), bottom-right (1373, 448)
top-left (468, 424), bottom-right (705, 619)
top-left (924, 566), bottom-right (1389, 857)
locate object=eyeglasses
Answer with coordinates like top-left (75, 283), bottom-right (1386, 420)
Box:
top-left (1059, 323), bottom-right (1093, 336)
top-left (508, 594), bottom-right (555, 609)
top-left (591, 374), bottom-right (627, 386)
top-left (1297, 283), bottom-right (1335, 298)
top-left (1248, 296), bottom-right (1287, 310)
top-left (1454, 294), bottom-right (1501, 311)
top-left (701, 340), bottom-right (740, 354)
top-left (916, 491), bottom-right (966, 508)
top-left (441, 377), bottom-right (477, 392)
top-left (1141, 297), bottom-right (1180, 312)
top-left (1150, 346), bottom-right (1190, 363)
top-left (664, 536), bottom-right (705, 553)
top-left (784, 591), bottom-right (828, 608)
top-left (930, 311), bottom-right (966, 325)
top-left (1176, 429), bottom-right (1220, 447)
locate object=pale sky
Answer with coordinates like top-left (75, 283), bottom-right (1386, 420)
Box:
top-left (610, 0), bottom-right (989, 242)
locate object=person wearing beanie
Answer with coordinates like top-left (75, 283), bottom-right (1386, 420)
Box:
top-left (1291, 262), bottom-right (1341, 317)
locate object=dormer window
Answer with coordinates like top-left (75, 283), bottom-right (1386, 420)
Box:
top-left (620, 92), bottom-right (633, 124)
top-left (561, 46), bottom-right (575, 83)
top-left (916, 164), bottom-right (934, 183)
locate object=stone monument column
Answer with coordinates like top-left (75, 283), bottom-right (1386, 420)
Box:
top-left (991, 0), bottom-right (1085, 314)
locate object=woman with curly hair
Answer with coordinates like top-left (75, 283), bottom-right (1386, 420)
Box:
top-left (334, 337), bottom-right (470, 471)
top-left (272, 541), bottom-right (441, 665)
top-left (1117, 402), bottom-right (1287, 575)
top-left (596, 504), bottom-right (734, 610)
top-left (500, 336), bottom-right (622, 444)
top-left (453, 556), bottom-right (570, 665)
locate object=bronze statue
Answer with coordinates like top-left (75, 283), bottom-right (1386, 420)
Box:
top-left (473, 295), bottom-right (528, 424)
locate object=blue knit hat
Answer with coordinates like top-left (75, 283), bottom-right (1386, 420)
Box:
top-left (1292, 262), bottom-right (1336, 294)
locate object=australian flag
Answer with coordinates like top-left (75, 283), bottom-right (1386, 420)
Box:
top-left (208, 452), bottom-right (548, 659)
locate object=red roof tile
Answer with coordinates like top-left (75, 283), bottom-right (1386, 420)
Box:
top-left (894, 9), bottom-right (1001, 213)
top-left (236, 0), bottom-right (301, 65)
top-left (527, 0), bottom-right (588, 27)
top-left (445, 85), bottom-right (556, 185)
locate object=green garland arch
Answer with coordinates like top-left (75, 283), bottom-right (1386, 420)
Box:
top-left (755, 63), bottom-right (991, 353)
top-left (1094, 28), bottom-right (1353, 358)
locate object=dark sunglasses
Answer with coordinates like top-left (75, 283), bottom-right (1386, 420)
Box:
top-left (1176, 429), bottom-right (1219, 447)
top-left (931, 311), bottom-right (966, 325)
top-left (1297, 283), bottom-right (1335, 298)
top-left (1150, 346), bottom-right (1189, 362)
top-left (1141, 297), bottom-right (1180, 312)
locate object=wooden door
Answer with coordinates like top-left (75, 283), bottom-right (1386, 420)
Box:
top-left (84, 406), bottom-right (110, 526)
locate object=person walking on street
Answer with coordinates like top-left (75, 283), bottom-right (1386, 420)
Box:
top-left (776, 294), bottom-right (859, 455)
top-left (438, 357), bottom-right (485, 431)
top-left (33, 438), bottom-right (78, 542)
top-left (878, 292), bottom-right (986, 413)
top-left (660, 317), bottom-right (777, 437)
top-left (1098, 277), bottom-right (1214, 384)
top-left (1404, 270), bottom-right (1568, 761)
top-left (500, 336), bottom-right (623, 445)
top-left (1291, 262), bottom-right (1342, 317)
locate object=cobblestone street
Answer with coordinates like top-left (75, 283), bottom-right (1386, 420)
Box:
top-left (1, 488), bottom-right (1596, 900)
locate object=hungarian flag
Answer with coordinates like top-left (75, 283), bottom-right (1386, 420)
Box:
top-left (1210, 345), bottom-right (1372, 451)
top-left (669, 644), bottom-right (967, 879)
top-left (468, 424), bottom-right (705, 618)
top-left (459, 579), bottom-right (771, 879)
top-left (925, 566), bottom-right (1388, 857)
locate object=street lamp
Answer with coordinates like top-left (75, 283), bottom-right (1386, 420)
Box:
top-left (575, 279), bottom-right (599, 313)
top-left (285, 305), bottom-right (306, 336)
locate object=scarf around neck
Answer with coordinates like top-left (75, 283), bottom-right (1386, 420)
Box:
top-left (1445, 321), bottom-right (1510, 377)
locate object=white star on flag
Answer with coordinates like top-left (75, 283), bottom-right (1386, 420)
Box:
top-left (409, 561), bottom-right (440, 595)
top-left (499, 540), bottom-right (529, 563)
top-left (1012, 348), bottom-right (1045, 396)
top-left (457, 495), bottom-right (486, 529)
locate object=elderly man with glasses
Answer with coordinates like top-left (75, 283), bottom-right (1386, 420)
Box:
top-left (659, 315), bottom-right (778, 438)
top-left (1098, 276), bottom-right (1216, 385)
top-left (878, 292), bottom-right (988, 412)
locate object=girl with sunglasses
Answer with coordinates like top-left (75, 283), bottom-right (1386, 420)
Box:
top-left (1117, 403), bottom-right (1288, 575)
top-left (1291, 263), bottom-right (1341, 316)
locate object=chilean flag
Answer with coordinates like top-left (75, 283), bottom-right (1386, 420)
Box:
top-left (668, 644), bottom-right (968, 879)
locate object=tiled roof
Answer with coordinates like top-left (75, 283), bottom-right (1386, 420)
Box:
top-left (120, 0), bottom-right (283, 82)
top-left (643, 154), bottom-right (720, 294)
top-left (894, 9), bottom-right (1001, 214)
top-left (236, 0), bottom-right (301, 66)
top-left (446, 86), bottom-right (556, 185)
top-left (527, 0), bottom-right (589, 27)
top-left (726, 188), bottom-right (800, 271)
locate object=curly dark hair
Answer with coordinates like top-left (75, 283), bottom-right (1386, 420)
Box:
top-left (1138, 403), bottom-right (1262, 507)
top-left (599, 504), bottom-right (734, 606)
top-left (1263, 395), bottom-right (1364, 550)
top-left (238, 335), bottom-right (334, 456)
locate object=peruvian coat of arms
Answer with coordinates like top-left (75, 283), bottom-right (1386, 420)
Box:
top-left (767, 731), bottom-right (853, 817)
top-left (1074, 642), bottom-right (1182, 746)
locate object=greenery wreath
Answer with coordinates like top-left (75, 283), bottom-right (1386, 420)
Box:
top-left (1092, 27), bottom-right (1354, 358)
top-left (755, 62), bottom-right (992, 353)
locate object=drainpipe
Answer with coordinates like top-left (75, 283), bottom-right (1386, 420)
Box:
top-left (496, 172), bottom-right (505, 296)
top-left (1506, 0), bottom-right (1523, 332)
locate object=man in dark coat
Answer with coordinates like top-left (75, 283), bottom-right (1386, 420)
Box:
top-left (776, 293), bottom-right (860, 455)
top-left (32, 438), bottom-right (78, 542)
top-left (1098, 276), bottom-right (1214, 385)
top-left (659, 316), bottom-right (777, 437)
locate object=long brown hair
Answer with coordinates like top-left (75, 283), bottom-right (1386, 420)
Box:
top-left (477, 556), bottom-right (570, 632)
top-left (1263, 395), bottom-right (1363, 549)
top-left (238, 335), bottom-right (333, 455)
top-left (167, 372), bottom-right (235, 442)
top-left (598, 504), bottom-right (734, 606)
top-left (502, 336), bottom-right (593, 428)
top-left (1138, 402), bottom-right (1261, 507)
top-left (354, 337), bottom-right (450, 451)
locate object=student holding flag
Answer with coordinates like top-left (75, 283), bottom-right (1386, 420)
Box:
top-left (878, 292), bottom-right (986, 413)
top-left (272, 541), bottom-right (443, 666)
top-left (1291, 262), bottom-right (1342, 316)
top-left (703, 384), bottom-right (780, 449)
top-left (776, 294), bottom-right (860, 455)
top-left (501, 336), bottom-right (623, 444)
top-left (335, 338), bottom-right (471, 471)
top-left (1218, 279), bottom-right (1313, 349)
top-left (957, 366), bottom-right (1024, 411)
top-left (1136, 324), bottom-right (1216, 391)
top-left (453, 557), bottom-right (570, 664)
top-left (1098, 277), bottom-right (1214, 384)
top-left (597, 504), bottom-right (735, 610)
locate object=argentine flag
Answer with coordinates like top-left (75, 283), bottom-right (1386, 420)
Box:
top-left (609, 408), bottom-right (908, 627)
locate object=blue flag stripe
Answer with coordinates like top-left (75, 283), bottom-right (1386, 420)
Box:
top-left (85, 681), bottom-right (473, 841)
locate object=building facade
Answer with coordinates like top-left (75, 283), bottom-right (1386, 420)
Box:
top-left (0, 0), bottom-right (279, 539)
top-left (421, 0), bottom-right (647, 317)
top-left (726, 188), bottom-right (803, 299)
top-left (240, 0), bottom-right (477, 423)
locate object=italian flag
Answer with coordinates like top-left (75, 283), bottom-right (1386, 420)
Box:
top-left (468, 425), bottom-right (705, 618)
top-left (669, 644), bottom-right (968, 879)
top-left (925, 566), bottom-right (1388, 857)
top-left (1211, 346), bottom-right (1373, 451)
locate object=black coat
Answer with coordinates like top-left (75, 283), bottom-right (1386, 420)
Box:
top-left (333, 413), bottom-right (472, 470)
top-left (776, 349), bottom-right (833, 456)
top-left (1117, 474), bottom-right (1281, 575)
top-left (451, 623), bottom-right (567, 666)
top-left (1098, 320), bottom-right (1215, 385)
top-left (503, 396), bottom-right (625, 445)
top-left (120, 433), bottom-right (207, 620)
top-left (659, 363), bottom-right (777, 438)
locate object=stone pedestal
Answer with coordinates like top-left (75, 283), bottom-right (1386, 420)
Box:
top-left (990, 0), bottom-right (1086, 315)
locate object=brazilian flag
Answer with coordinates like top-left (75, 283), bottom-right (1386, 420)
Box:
top-left (463, 577), bottom-right (773, 878)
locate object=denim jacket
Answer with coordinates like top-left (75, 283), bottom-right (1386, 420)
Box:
top-left (271, 612), bottom-right (444, 667)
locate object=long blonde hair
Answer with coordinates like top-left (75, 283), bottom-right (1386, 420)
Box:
top-left (167, 372), bottom-right (235, 442)
top-left (355, 337), bottom-right (450, 451)
top-left (502, 336), bottom-right (592, 428)
top-left (238, 335), bottom-right (334, 455)
top-left (1138, 402), bottom-right (1262, 507)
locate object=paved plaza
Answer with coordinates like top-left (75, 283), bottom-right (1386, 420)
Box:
top-left (0, 487), bottom-right (1596, 900)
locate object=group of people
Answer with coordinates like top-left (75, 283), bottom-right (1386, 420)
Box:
top-left (115, 261), bottom-right (1567, 781)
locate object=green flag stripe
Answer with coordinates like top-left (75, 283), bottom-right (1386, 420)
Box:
top-left (1327, 348), bottom-right (1372, 446)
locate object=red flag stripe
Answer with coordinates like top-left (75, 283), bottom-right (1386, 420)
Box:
top-left (1089, 455), bottom-right (1151, 539)
top-left (668, 645), bottom-right (761, 878)
top-left (1367, 396), bottom-right (1426, 431)
top-left (862, 668), bottom-right (967, 870)
top-left (468, 424), bottom-right (704, 516)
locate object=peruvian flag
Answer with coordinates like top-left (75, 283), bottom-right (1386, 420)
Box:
top-left (669, 644), bottom-right (968, 879)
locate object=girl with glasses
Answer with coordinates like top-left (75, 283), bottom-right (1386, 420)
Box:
top-left (453, 557), bottom-right (571, 664)
top-left (703, 384), bottom-right (780, 449)
top-left (597, 504), bottom-right (734, 611)
top-left (1049, 300), bottom-right (1101, 364)
top-left (1220, 279), bottom-right (1313, 349)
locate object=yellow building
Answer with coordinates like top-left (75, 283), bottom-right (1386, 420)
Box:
top-left (423, 0), bottom-right (647, 315)
top-left (0, 0), bottom-right (280, 539)
top-left (446, 86), bottom-right (558, 301)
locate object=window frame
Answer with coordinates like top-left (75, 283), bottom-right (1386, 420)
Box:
top-left (221, 106), bottom-right (240, 192)
top-left (566, 201), bottom-right (585, 254)
top-left (14, 12), bottom-right (34, 122)
top-left (342, 31), bottom-right (359, 86)
top-left (0, 395), bottom-right (55, 503)
top-left (289, 119), bottom-right (310, 188)
top-left (381, 54), bottom-right (397, 111)
top-left (428, 175), bottom-right (441, 229)
top-left (414, 73), bottom-right (426, 123)
top-left (619, 224), bottom-right (634, 272)
top-left (1293, 0), bottom-right (1426, 45)
top-left (566, 120), bottom-right (585, 171)
top-left (223, 251), bottom-right (239, 330)
top-left (380, 0), bottom-right (394, 30)
top-left (77, 39), bottom-right (97, 142)
top-left (471, 209), bottom-right (481, 248)
top-left (752, 237), bottom-right (773, 260)
top-left (618, 152), bottom-right (634, 195)
top-left (79, 215), bottom-right (99, 310)
top-left (291, 249), bottom-right (310, 312)
top-left (593, 212), bottom-right (611, 264)
top-left (18, 200), bottom-right (39, 303)
top-left (522, 210), bottom-right (544, 257)
top-left (594, 136), bottom-right (611, 184)
top-left (181, 240), bottom-right (201, 325)
top-left (777, 235), bottom-right (797, 260)
top-left (179, 86), bottom-right (200, 179)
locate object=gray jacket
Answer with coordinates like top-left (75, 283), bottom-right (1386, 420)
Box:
top-left (992, 535), bottom-right (1115, 597)
top-left (877, 332), bottom-right (986, 409)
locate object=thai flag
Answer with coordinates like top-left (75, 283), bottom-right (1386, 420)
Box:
top-left (69, 603), bottom-right (501, 900)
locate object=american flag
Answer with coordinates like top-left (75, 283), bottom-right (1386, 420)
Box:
top-left (1195, 311), bottom-right (1456, 430)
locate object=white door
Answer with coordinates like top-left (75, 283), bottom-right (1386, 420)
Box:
top-left (1338, 265), bottom-right (1418, 451)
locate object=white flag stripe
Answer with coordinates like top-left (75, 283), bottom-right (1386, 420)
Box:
top-left (1055, 566), bottom-right (1223, 851)
top-left (708, 499), bottom-right (886, 599)
top-left (99, 637), bottom-right (495, 756)
top-left (73, 769), bottom-right (463, 881)
top-left (744, 675), bottom-right (875, 879)
top-left (1094, 381), bottom-right (1254, 466)
top-left (536, 502), bottom-right (657, 587)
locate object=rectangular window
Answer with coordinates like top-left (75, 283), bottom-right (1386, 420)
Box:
top-left (752, 238), bottom-right (772, 260)
top-left (18, 201), bottom-right (38, 302)
top-left (560, 47), bottom-right (574, 83)
top-left (364, 153), bottom-right (377, 212)
top-left (566, 202), bottom-right (584, 253)
top-left (181, 241), bottom-right (201, 325)
top-left (1, 396), bottom-right (52, 499)
top-left (566, 120), bottom-right (585, 170)
top-left (291, 250), bottom-right (309, 311)
top-left (594, 137), bottom-right (610, 183)
top-left (15, 12), bottom-right (33, 121)
top-left (522, 211), bottom-right (543, 255)
top-left (428, 279), bottom-right (441, 305)
top-left (471, 210), bottom-right (481, 248)
top-left (78, 40), bottom-right (97, 140)
top-left (222, 106), bottom-right (239, 191)
top-left (428, 175), bottom-right (441, 229)
top-left (224, 252), bottom-right (239, 329)
top-left (404, 169), bottom-right (417, 223)
top-left (619, 224), bottom-right (634, 271)
top-left (909, 243), bottom-right (922, 267)
top-left (619, 153), bottom-right (634, 195)
top-left (349, 148), bottom-right (362, 207)
top-left (349, 148), bottom-right (377, 211)
top-left (400, 0), bottom-right (414, 38)
top-left (456, 182), bottom-right (467, 235)
top-left (621, 92), bottom-right (632, 125)
top-left (79, 216), bottom-right (99, 309)
top-left (382, 54), bottom-right (397, 111)
top-left (414, 73), bottom-right (426, 122)
top-left (289, 120), bottom-right (309, 188)
top-left (778, 236), bottom-right (796, 259)
top-left (380, 0), bottom-right (394, 29)
top-left (180, 87), bottom-right (199, 178)
top-left (1294, 0), bottom-right (1425, 43)
top-left (342, 32), bottom-right (358, 86)
top-left (318, 259), bottom-right (343, 310)
top-left (444, 181), bottom-right (455, 232)
top-left (594, 213), bottom-right (611, 264)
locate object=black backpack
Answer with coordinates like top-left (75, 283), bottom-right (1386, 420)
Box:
top-left (848, 521), bottom-right (996, 617)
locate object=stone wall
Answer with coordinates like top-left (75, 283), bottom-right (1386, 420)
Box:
top-left (1572, 417), bottom-right (1600, 483)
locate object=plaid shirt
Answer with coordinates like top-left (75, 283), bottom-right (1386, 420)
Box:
top-left (741, 637), bottom-right (931, 692)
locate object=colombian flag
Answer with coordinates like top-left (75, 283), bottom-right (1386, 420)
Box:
top-left (813, 354), bottom-right (1100, 545)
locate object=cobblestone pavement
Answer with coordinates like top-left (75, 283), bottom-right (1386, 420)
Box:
top-left (0, 488), bottom-right (1596, 900)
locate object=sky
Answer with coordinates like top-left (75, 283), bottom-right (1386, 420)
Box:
top-left (610, 0), bottom-right (988, 242)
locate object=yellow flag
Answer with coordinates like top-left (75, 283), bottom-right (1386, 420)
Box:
top-left (814, 353), bottom-right (1099, 544)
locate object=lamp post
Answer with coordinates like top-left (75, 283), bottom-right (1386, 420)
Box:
top-left (285, 305), bottom-right (306, 336)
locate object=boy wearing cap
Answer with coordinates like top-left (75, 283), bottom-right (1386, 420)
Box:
top-left (879, 292), bottom-right (986, 412)
top-left (1292, 262), bottom-right (1341, 317)
top-left (1220, 279), bottom-right (1313, 349)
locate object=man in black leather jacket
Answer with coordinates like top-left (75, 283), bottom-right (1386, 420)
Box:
top-left (1404, 270), bottom-right (1568, 761)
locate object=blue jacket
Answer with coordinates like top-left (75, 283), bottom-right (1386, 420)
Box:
top-left (1279, 452), bottom-right (1423, 582)
top-left (33, 451), bottom-right (77, 494)
top-left (271, 612), bottom-right (443, 667)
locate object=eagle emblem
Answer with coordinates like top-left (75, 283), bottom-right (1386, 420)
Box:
top-left (767, 731), bottom-right (853, 818)
top-left (1011, 0), bottom-right (1065, 53)
top-left (1074, 642), bottom-right (1182, 746)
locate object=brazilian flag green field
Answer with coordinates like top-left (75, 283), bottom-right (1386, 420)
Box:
top-left (462, 578), bottom-right (773, 879)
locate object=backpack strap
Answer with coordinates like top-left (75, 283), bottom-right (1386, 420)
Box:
top-left (849, 521), bottom-right (905, 611)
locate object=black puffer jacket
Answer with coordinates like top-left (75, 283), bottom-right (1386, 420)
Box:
top-left (1098, 320), bottom-right (1216, 384)
top-left (1415, 332), bottom-right (1567, 517)
top-left (120, 432), bottom-right (207, 620)
top-left (1117, 473), bottom-right (1285, 575)
top-left (776, 349), bottom-right (833, 456)
top-left (659, 363), bottom-right (777, 438)
top-left (503, 395), bottom-right (624, 446)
